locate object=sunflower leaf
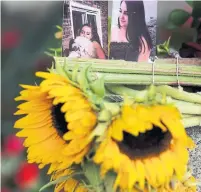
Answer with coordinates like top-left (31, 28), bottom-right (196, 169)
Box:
top-left (90, 75), bottom-right (106, 98)
top-left (103, 171), bottom-right (116, 192)
top-left (82, 161), bottom-right (103, 192)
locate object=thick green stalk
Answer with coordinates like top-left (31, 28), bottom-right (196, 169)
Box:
top-left (100, 74), bottom-right (201, 86)
top-left (55, 57), bottom-right (201, 77)
top-left (182, 117), bottom-right (201, 128)
top-left (169, 99), bottom-right (201, 115)
top-left (106, 85), bottom-right (201, 115)
top-left (156, 85), bottom-right (201, 104)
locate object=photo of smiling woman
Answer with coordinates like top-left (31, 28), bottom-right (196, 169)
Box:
top-left (109, 0), bottom-right (157, 62)
top-left (67, 23), bottom-right (106, 59)
top-left (62, 0), bottom-right (108, 59)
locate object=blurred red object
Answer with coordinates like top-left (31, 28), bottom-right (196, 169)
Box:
top-left (3, 135), bottom-right (24, 156)
top-left (1, 30), bottom-right (21, 50)
top-left (15, 162), bottom-right (39, 189)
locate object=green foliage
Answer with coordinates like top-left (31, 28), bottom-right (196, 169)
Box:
top-left (167, 9), bottom-right (191, 29)
top-left (82, 161), bottom-right (103, 192)
top-left (157, 36), bottom-right (171, 55)
top-left (185, 0), bottom-right (194, 7)
top-left (167, 1), bottom-right (201, 30)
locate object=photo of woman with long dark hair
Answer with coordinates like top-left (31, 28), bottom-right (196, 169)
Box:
top-left (62, 0), bottom-right (108, 59)
top-left (110, 0), bottom-right (155, 62)
top-left (64, 23), bottom-right (106, 59)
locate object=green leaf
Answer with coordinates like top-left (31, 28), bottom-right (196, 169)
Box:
top-left (164, 36), bottom-right (171, 48)
top-left (156, 37), bottom-right (171, 55)
top-left (49, 48), bottom-right (62, 52)
top-left (90, 75), bottom-right (106, 98)
top-left (167, 9), bottom-right (191, 28)
top-left (82, 161), bottom-right (103, 192)
top-left (103, 171), bottom-right (116, 192)
top-left (185, 0), bottom-right (194, 7)
top-left (166, 22), bottom-right (178, 30)
top-left (55, 25), bottom-right (63, 30)
top-left (192, 1), bottom-right (201, 19)
top-left (44, 51), bottom-right (54, 57)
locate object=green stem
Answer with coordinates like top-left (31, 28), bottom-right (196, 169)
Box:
top-left (55, 57), bottom-right (201, 77)
top-left (170, 99), bottom-right (201, 115)
top-left (156, 85), bottom-right (201, 104)
top-left (106, 85), bottom-right (201, 115)
top-left (106, 84), bottom-right (148, 102)
top-left (98, 73), bottom-right (201, 86)
top-left (182, 117), bottom-right (201, 128)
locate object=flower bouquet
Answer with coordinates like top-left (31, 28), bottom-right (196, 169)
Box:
top-left (14, 55), bottom-right (201, 192)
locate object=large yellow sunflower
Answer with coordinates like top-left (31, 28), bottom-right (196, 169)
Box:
top-left (94, 104), bottom-right (194, 191)
top-left (14, 72), bottom-right (97, 174)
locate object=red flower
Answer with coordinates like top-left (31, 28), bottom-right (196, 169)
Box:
top-left (3, 135), bottom-right (24, 156)
top-left (15, 162), bottom-right (39, 189)
top-left (1, 30), bottom-right (21, 50)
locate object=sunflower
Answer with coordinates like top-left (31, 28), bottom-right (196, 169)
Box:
top-left (94, 104), bottom-right (194, 191)
top-left (14, 71), bottom-right (97, 174)
top-left (51, 169), bottom-right (88, 192)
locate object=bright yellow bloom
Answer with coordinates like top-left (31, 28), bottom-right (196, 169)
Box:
top-left (14, 72), bottom-right (97, 174)
top-left (51, 169), bottom-right (88, 192)
top-left (55, 31), bottom-right (63, 39)
top-left (94, 104), bottom-right (194, 191)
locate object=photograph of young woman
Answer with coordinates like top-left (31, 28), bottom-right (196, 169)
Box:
top-left (62, 0), bottom-right (108, 59)
top-left (68, 24), bottom-right (106, 59)
top-left (110, 0), bottom-right (156, 62)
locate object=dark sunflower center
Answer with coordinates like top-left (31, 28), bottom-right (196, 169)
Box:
top-left (51, 103), bottom-right (68, 137)
top-left (117, 126), bottom-right (172, 158)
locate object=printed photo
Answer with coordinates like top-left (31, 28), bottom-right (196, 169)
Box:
top-left (109, 0), bottom-right (157, 62)
top-left (62, 0), bottom-right (108, 59)
top-left (157, 1), bottom-right (201, 58)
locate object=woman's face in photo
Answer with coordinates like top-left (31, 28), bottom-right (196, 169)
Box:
top-left (80, 26), bottom-right (92, 40)
top-left (119, 1), bottom-right (128, 28)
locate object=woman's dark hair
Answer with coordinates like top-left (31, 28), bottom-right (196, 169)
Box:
top-left (118, 0), bottom-right (153, 53)
top-left (78, 23), bottom-right (102, 46)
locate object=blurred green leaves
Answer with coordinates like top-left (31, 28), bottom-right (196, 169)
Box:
top-left (167, 9), bottom-right (191, 29)
top-left (167, 1), bottom-right (201, 30)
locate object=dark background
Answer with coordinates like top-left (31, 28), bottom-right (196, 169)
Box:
top-left (1, 1), bottom-right (63, 191)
